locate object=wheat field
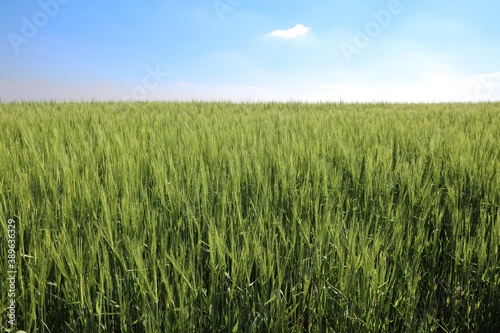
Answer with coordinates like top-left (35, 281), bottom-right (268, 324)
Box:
top-left (1, 101), bottom-right (499, 332)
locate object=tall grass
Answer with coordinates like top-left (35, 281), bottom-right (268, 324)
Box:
top-left (1, 101), bottom-right (499, 332)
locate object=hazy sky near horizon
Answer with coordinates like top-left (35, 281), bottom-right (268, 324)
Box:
top-left (1, 0), bottom-right (499, 102)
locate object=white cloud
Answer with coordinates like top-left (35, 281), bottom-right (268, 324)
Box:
top-left (270, 24), bottom-right (311, 39)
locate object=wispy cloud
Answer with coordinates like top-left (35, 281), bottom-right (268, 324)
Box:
top-left (270, 24), bottom-right (311, 39)
top-left (0, 80), bottom-right (45, 91)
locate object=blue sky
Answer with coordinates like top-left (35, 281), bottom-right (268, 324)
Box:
top-left (1, 0), bottom-right (499, 102)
